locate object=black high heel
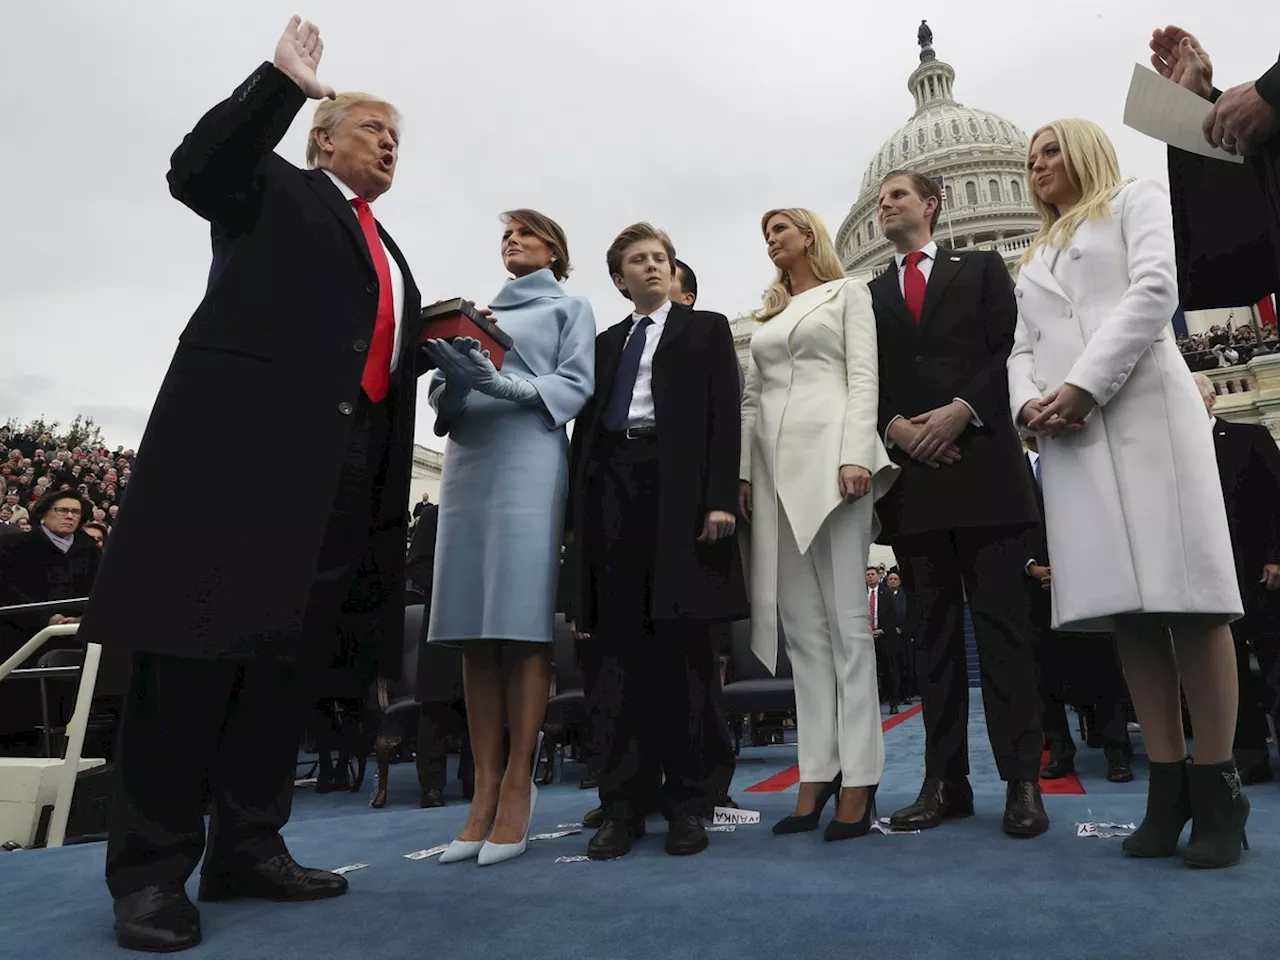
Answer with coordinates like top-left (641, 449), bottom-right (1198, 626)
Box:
top-left (823, 784), bottom-right (879, 842)
top-left (772, 775), bottom-right (841, 835)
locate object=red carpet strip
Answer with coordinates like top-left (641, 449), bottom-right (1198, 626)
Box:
top-left (745, 703), bottom-right (924, 793)
top-left (1037, 749), bottom-right (1086, 795)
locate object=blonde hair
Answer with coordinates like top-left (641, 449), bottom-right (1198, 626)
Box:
top-left (754, 208), bottom-right (845, 321)
top-left (306, 92), bottom-right (401, 168)
top-left (1022, 118), bottom-right (1131, 263)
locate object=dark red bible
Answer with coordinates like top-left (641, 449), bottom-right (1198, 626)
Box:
top-left (420, 298), bottom-right (514, 369)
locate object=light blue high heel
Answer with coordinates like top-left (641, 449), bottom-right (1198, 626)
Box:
top-left (477, 732), bottom-right (544, 867)
top-left (438, 838), bottom-right (484, 864)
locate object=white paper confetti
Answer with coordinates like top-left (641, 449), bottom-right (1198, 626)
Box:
top-left (331, 862), bottom-right (368, 875)
top-left (555, 855), bottom-right (590, 863)
top-left (403, 844), bottom-right (450, 860)
top-left (872, 818), bottom-right (920, 835)
top-left (1075, 821), bottom-right (1137, 838)
top-left (706, 825), bottom-right (737, 833)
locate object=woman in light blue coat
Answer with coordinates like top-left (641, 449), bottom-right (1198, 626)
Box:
top-left (423, 209), bottom-right (595, 866)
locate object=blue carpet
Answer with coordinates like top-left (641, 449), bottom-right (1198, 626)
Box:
top-left (3, 700), bottom-right (1279, 960)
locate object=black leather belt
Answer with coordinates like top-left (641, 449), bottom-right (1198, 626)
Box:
top-left (606, 425), bottom-right (658, 441)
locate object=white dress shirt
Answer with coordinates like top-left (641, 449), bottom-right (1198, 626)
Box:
top-left (883, 240), bottom-right (981, 446)
top-left (621, 299), bottom-right (673, 428)
top-left (323, 169), bottom-right (405, 372)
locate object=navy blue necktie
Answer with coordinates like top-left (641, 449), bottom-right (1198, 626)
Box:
top-left (602, 317), bottom-right (652, 430)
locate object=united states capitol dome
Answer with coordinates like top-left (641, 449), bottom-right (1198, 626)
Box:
top-left (837, 22), bottom-right (1042, 277)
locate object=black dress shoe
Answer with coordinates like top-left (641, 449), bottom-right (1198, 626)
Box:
top-left (1040, 757), bottom-right (1076, 779)
top-left (114, 884), bottom-right (202, 953)
top-left (420, 788), bottom-right (445, 808)
top-left (583, 805), bottom-right (605, 829)
top-left (1003, 780), bottom-right (1049, 837)
top-left (198, 853), bottom-right (349, 903)
top-left (588, 818), bottom-right (645, 860)
top-left (1106, 755), bottom-right (1135, 783)
top-left (888, 705), bottom-right (900, 715)
top-left (1237, 761), bottom-right (1274, 786)
top-left (579, 776), bottom-right (599, 790)
top-left (665, 815), bottom-right (709, 856)
top-left (888, 776), bottom-right (974, 830)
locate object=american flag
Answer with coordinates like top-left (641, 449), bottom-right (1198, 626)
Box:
top-left (932, 176), bottom-right (947, 202)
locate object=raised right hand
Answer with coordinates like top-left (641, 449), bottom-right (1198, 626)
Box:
top-left (274, 16), bottom-right (336, 100)
top-left (1150, 25), bottom-right (1213, 100)
top-left (738, 481), bottom-right (753, 520)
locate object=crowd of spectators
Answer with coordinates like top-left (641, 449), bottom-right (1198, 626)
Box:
top-left (0, 423), bottom-right (132, 537)
top-left (1176, 318), bottom-right (1279, 372)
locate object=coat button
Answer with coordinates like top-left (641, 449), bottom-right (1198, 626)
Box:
top-left (1015, 288), bottom-right (1024, 299)
top-left (353, 339), bottom-right (368, 353)
top-left (1064, 307), bottom-right (1073, 319)
top-left (1110, 382), bottom-right (1120, 392)
top-left (1036, 379), bottom-right (1047, 390)
top-left (338, 402), bottom-right (354, 416)
top-left (366, 281), bottom-right (377, 295)
top-left (1068, 247), bottom-right (1082, 259)
top-left (915, 355), bottom-right (924, 363)
top-left (1034, 329), bottom-right (1042, 341)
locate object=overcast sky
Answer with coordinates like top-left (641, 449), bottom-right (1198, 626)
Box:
top-left (1, 1), bottom-right (1272, 451)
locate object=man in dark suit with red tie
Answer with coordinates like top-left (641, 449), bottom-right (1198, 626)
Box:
top-left (868, 170), bottom-right (1047, 837)
top-left (77, 19), bottom-right (422, 952)
top-left (1196, 376), bottom-right (1280, 783)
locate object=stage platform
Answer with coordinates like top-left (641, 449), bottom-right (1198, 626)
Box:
top-left (3, 699), bottom-right (1278, 960)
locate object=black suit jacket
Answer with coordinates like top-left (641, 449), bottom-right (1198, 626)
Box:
top-left (565, 303), bottom-right (748, 629)
top-left (1212, 417), bottom-right (1280, 612)
top-left (79, 63), bottom-right (423, 692)
top-left (405, 503), bottom-right (439, 602)
top-left (878, 585), bottom-right (908, 655)
top-left (869, 248), bottom-right (1039, 539)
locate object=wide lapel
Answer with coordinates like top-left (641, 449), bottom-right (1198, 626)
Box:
top-left (303, 170), bottom-right (377, 280)
top-left (773, 280), bottom-right (844, 347)
top-left (654, 302), bottom-right (694, 360)
top-left (869, 266), bottom-right (915, 330)
top-left (593, 318), bottom-right (633, 417)
top-left (1019, 244), bottom-right (1072, 304)
top-left (917, 248), bottom-right (963, 330)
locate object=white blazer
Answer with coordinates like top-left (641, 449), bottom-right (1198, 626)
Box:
top-left (741, 278), bottom-right (898, 670)
top-left (1008, 178), bottom-right (1241, 631)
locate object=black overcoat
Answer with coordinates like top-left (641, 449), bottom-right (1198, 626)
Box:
top-left (78, 64), bottom-right (422, 693)
top-left (565, 304), bottom-right (748, 630)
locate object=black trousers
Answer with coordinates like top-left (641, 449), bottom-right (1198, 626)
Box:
top-left (897, 526), bottom-right (1043, 783)
top-left (1037, 630), bottom-right (1132, 765)
top-left (585, 436), bottom-right (718, 820)
top-left (876, 634), bottom-right (902, 705)
top-left (105, 395), bottom-right (390, 899)
top-left (1233, 604), bottom-right (1280, 761)
top-left (416, 701), bottom-right (472, 794)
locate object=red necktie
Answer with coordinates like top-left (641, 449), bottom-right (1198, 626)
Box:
top-left (903, 250), bottom-right (927, 324)
top-left (351, 198), bottom-right (396, 403)
top-left (869, 588), bottom-right (878, 629)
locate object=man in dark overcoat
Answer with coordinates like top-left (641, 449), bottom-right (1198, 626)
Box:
top-left (76, 19), bottom-right (422, 953)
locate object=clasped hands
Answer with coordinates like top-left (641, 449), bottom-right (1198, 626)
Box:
top-left (887, 399), bottom-right (968, 468)
top-left (1019, 384), bottom-right (1095, 438)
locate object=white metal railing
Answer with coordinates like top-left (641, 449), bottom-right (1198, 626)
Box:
top-left (0, 600), bottom-right (100, 849)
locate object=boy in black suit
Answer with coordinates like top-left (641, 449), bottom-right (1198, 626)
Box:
top-left (565, 224), bottom-right (747, 860)
top-left (868, 170), bottom-right (1047, 837)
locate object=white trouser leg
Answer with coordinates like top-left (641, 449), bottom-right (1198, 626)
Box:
top-left (811, 495), bottom-right (884, 786)
top-left (776, 506), bottom-right (840, 783)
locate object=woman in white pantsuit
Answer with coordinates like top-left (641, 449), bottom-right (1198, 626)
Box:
top-left (739, 208), bottom-right (898, 842)
top-left (1010, 119), bottom-right (1248, 868)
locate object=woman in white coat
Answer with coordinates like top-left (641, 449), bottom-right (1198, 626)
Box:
top-left (1009, 119), bottom-right (1248, 868)
top-left (739, 208), bottom-right (897, 841)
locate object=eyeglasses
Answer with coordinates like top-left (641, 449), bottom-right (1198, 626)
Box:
top-left (50, 506), bottom-right (82, 517)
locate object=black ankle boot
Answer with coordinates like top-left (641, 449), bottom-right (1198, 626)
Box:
top-left (1183, 760), bottom-right (1250, 869)
top-left (1123, 758), bottom-right (1190, 858)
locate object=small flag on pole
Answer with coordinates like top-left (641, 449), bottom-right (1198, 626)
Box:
top-left (932, 176), bottom-right (947, 202)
